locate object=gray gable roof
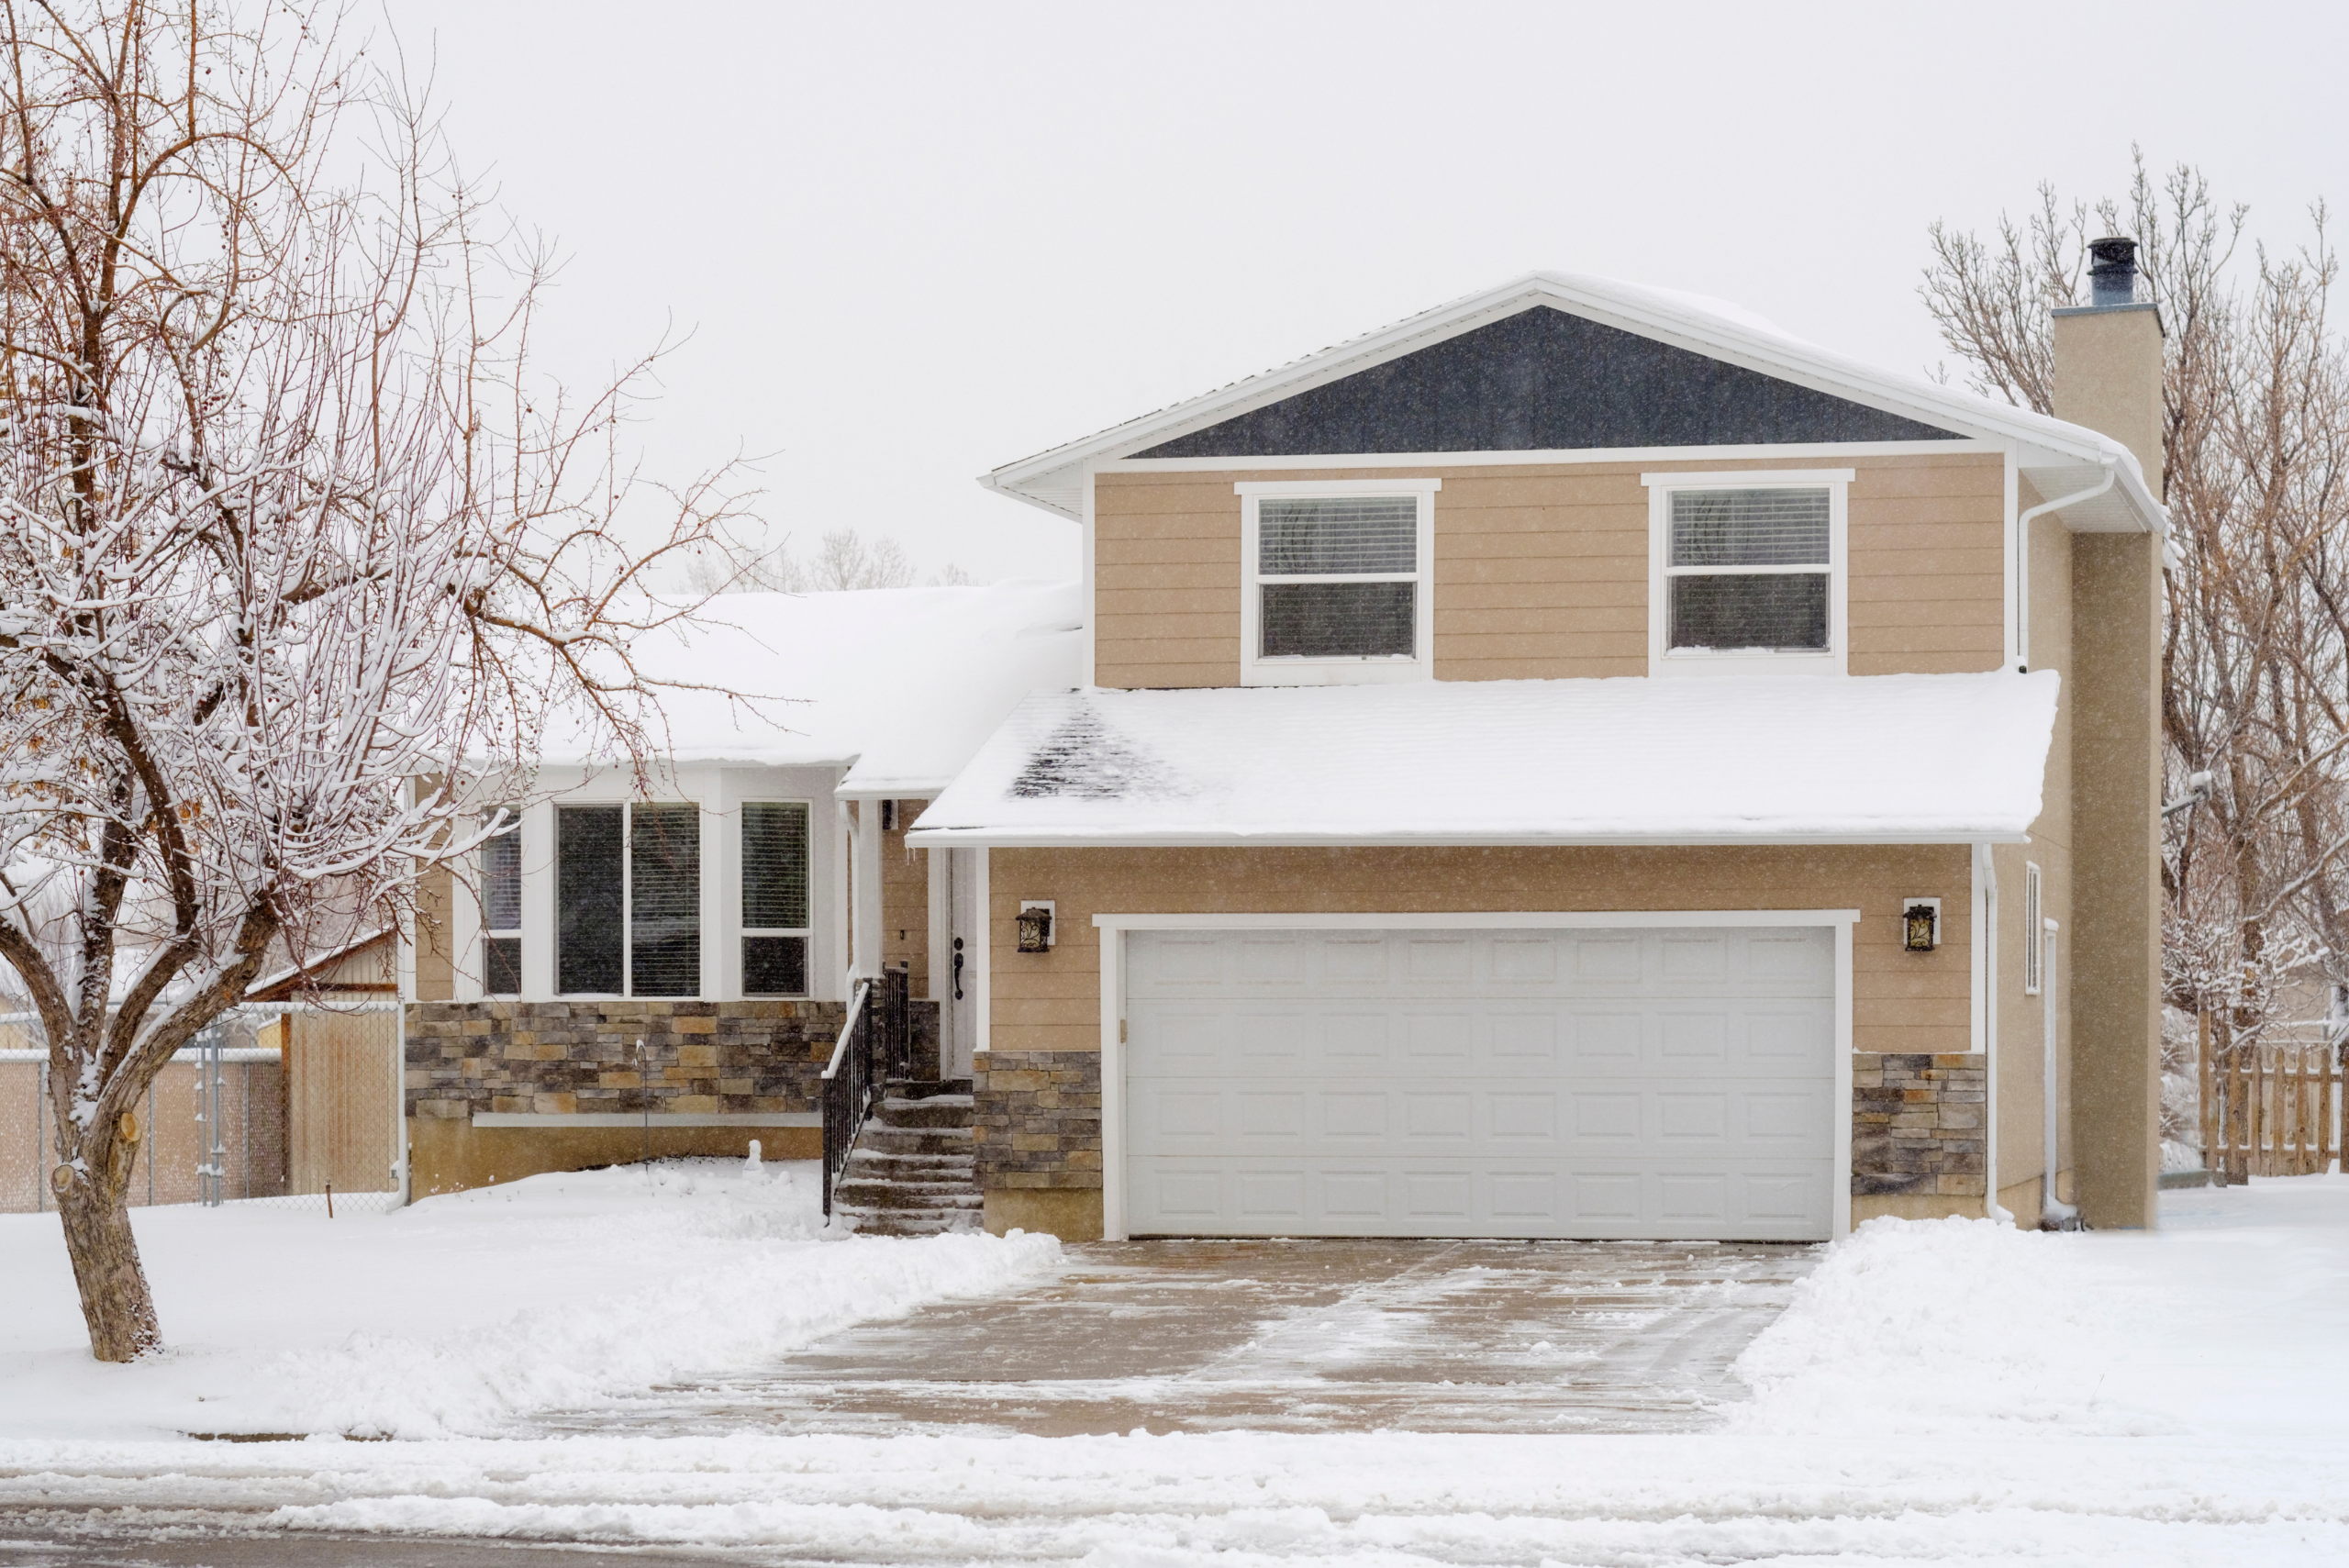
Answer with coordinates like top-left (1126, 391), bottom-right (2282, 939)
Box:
top-left (1133, 306), bottom-right (1962, 459)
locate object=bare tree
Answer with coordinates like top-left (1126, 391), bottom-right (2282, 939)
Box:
top-left (0, 3), bottom-right (749, 1359)
top-left (685, 526), bottom-right (930, 595)
top-left (1924, 153), bottom-right (2349, 1126)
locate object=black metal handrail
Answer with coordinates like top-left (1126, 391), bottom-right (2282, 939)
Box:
top-left (820, 965), bottom-right (914, 1218)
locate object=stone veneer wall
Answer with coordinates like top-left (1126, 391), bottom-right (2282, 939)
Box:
top-left (1851, 1052), bottom-right (1987, 1200)
top-left (972, 1050), bottom-right (1102, 1191)
top-left (406, 1000), bottom-right (938, 1121)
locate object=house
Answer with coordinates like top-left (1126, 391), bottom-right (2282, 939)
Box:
top-left (398, 582), bottom-right (1082, 1196)
top-left (907, 260), bottom-right (2166, 1243)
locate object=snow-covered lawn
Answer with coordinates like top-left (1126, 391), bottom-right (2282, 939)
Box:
top-left (3, 1174), bottom-right (2348, 1563)
top-left (0, 1158), bottom-right (1058, 1441)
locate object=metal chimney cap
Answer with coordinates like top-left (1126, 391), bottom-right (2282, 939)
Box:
top-left (2087, 236), bottom-right (2139, 306)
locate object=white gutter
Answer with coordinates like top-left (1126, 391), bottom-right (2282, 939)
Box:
top-left (907, 828), bottom-right (2034, 851)
top-left (2042, 917), bottom-right (2079, 1229)
top-left (1977, 840), bottom-right (2015, 1224)
top-left (2014, 455), bottom-right (2119, 671)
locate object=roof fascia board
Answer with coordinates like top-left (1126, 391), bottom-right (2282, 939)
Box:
top-left (905, 828), bottom-right (2031, 850)
top-left (1097, 438), bottom-right (2002, 473)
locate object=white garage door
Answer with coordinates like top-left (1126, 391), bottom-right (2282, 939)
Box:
top-left (1122, 925), bottom-right (1836, 1240)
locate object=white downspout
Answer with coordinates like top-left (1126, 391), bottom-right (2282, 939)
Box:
top-left (1977, 840), bottom-right (2014, 1223)
top-left (2042, 918), bottom-right (2079, 1229)
top-left (2015, 456), bottom-right (2118, 671)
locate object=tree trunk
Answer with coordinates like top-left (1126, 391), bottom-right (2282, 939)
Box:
top-left (55, 1163), bottom-right (161, 1362)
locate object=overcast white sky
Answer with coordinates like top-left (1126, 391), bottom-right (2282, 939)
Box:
top-left (388, 0), bottom-right (2342, 585)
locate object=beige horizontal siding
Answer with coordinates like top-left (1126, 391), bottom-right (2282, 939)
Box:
top-left (988, 844), bottom-right (1974, 1057)
top-left (1093, 452), bottom-right (2006, 687)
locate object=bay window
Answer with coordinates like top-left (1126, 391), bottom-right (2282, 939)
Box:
top-left (556, 803), bottom-right (701, 996)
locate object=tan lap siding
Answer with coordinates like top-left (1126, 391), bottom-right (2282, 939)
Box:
top-left (987, 844), bottom-right (1973, 1056)
top-left (1846, 455), bottom-right (2006, 675)
top-left (1093, 452), bottom-right (2006, 686)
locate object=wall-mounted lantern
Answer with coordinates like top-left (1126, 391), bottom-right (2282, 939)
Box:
top-left (1901, 897), bottom-right (1942, 953)
top-left (1017, 900), bottom-right (1056, 953)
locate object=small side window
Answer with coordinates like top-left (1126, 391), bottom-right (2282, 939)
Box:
top-left (2022, 862), bottom-right (2043, 995)
top-left (742, 801), bottom-right (811, 997)
top-left (481, 806), bottom-right (522, 996)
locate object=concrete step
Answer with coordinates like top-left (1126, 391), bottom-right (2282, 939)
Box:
top-left (834, 1206), bottom-right (982, 1237)
top-left (850, 1145), bottom-right (976, 1169)
top-left (878, 1095), bottom-right (973, 1129)
top-left (833, 1177), bottom-right (984, 1211)
top-left (861, 1125), bottom-right (973, 1158)
top-left (889, 1078), bottom-right (974, 1100)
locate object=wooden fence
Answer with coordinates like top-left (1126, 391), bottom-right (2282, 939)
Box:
top-left (2201, 1018), bottom-right (2340, 1180)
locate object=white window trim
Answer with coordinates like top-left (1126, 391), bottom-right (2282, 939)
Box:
top-left (1237, 477), bottom-right (1439, 686)
top-left (740, 797), bottom-right (816, 999)
top-left (1642, 469), bottom-right (1853, 677)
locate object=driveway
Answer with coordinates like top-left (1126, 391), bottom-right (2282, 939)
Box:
top-left (540, 1237), bottom-right (1820, 1438)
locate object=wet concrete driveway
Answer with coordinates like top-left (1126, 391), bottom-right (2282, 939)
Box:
top-left (535, 1237), bottom-right (1820, 1438)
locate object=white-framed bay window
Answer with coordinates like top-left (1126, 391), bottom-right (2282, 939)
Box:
top-left (1238, 478), bottom-right (1438, 685)
top-left (1643, 469), bottom-right (1852, 676)
top-left (451, 765), bottom-right (844, 1005)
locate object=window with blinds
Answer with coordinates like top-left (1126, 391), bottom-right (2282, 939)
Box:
top-left (481, 807), bottom-right (522, 995)
top-left (2023, 862), bottom-right (2043, 995)
top-left (630, 804), bottom-right (701, 997)
top-left (741, 801), bottom-right (811, 996)
top-left (1254, 495), bottom-right (1421, 660)
top-left (554, 802), bottom-right (702, 997)
top-left (557, 806), bottom-right (624, 995)
top-left (1664, 487), bottom-right (1831, 653)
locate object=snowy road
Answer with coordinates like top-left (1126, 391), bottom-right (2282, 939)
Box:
top-left (533, 1237), bottom-right (1817, 1437)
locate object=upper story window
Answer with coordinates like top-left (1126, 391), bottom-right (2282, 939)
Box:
top-left (556, 803), bottom-right (701, 996)
top-left (1238, 478), bottom-right (1438, 685)
top-left (741, 801), bottom-right (812, 997)
top-left (481, 807), bottom-right (522, 996)
top-left (1644, 469), bottom-right (1851, 676)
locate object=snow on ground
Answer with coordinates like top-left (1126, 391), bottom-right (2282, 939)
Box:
top-left (3, 1177), bottom-right (2349, 1563)
top-left (0, 1159), bottom-right (1058, 1441)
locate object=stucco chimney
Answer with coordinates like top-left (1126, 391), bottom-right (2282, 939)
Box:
top-left (2052, 238), bottom-right (2165, 497)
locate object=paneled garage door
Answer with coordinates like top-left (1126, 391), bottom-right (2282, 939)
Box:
top-left (1122, 925), bottom-right (1836, 1240)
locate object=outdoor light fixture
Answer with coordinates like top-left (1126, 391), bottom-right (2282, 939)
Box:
top-left (1901, 898), bottom-right (1942, 953)
top-left (1016, 901), bottom-right (1056, 953)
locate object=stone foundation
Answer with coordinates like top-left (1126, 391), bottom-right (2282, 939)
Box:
top-left (972, 1049), bottom-right (1102, 1192)
top-left (404, 998), bottom-right (939, 1121)
top-left (1852, 1051), bottom-right (1987, 1203)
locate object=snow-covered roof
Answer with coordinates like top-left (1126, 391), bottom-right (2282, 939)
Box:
top-left (907, 672), bottom-right (2060, 847)
top-left (981, 272), bottom-right (2163, 537)
top-left (538, 583), bottom-right (1084, 795)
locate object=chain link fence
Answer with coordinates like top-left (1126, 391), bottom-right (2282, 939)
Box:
top-left (1, 1004), bottom-right (403, 1216)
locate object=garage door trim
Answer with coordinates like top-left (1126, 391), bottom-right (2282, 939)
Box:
top-left (1096, 909), bottom-right (1859, 1242)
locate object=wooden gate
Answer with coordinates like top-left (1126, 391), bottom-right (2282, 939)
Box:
top-left (2201, 1018), bottom-right (2340, 1180)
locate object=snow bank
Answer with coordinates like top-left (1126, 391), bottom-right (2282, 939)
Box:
top-left (913, 671), bottom-right (2060, 844)
top-left (1736, 1183), bottom-right (2349, 1441)
top-left (0, 1160), bottom-right (1058, 1440)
